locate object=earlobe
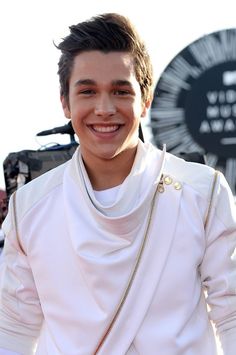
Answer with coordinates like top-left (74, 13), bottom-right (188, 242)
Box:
top-left (141, 109), bottom-right (146, 118)
top-left (61, 95), bottom-right (71, 119)
top-left (141, 99), bottom-right (152, 117)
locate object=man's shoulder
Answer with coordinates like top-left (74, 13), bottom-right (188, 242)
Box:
top-left (14, 161), bottom-right (68, 219)
top-left (163, 151), bottom-right (215, 199)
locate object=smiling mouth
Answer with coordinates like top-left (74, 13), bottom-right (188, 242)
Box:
top-left (90, 124), bottom-right (121, 133)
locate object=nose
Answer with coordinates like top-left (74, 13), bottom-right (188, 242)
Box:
top-left (94, 94), bottom-right (116, 117)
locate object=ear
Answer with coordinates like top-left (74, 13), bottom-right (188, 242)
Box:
top-left (141, 98), bottom-right (152, 118)
top-left (60, 95), bottom-right (71, 119)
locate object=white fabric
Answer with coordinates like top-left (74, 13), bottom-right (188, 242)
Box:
top-left (0, 140), bottom-right (235, 355)
top-left (0, 350), bottom-right (20, 355)
top-left (93, 185), bottom-right (120, 206)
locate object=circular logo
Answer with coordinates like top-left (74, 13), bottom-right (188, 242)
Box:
top-left (151, 28), bottom-right (236, 194)
top-left (185, 61), bottom-right (236, 158)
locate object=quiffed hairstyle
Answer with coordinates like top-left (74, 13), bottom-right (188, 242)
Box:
top-left (56, 13), bottom-right (153, 104)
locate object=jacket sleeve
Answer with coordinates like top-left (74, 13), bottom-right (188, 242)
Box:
top-left (0, 193), bottom-right (43, 355)
top-left (200, 172), bottom-right (236, 355)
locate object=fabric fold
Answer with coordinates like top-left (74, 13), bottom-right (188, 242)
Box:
top-left (60, 140), bottom-right (166, 352)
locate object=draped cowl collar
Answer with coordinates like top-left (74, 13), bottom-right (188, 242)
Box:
top-left (63, 140), bottom-right (166, 237)
top-left (58, 141), bottom-right (167, 353)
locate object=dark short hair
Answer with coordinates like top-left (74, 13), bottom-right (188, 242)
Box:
top-left (56, 13), bottom-right (153, 103)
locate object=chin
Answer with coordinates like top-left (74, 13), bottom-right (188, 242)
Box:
top-left (100, 145), bottom-right (137, 161)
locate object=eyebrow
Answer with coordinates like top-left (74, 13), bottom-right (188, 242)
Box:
top-left (111, 80), bottom-right (133, 87)
top-left (74, 79), bottom-right (133, 87)
top-left (74, 79), bottom-right (96, 87)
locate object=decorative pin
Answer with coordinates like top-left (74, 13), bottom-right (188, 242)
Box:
top-left (164, 176), bottom-right (173, 185)
top-left (174, 182), bottom-right (182, 190)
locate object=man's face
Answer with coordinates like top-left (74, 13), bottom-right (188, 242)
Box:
top-left (62, 51), bottom-right (150, 166)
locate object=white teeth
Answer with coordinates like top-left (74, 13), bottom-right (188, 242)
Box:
top-left (92, 125), bottom-right (119, 133)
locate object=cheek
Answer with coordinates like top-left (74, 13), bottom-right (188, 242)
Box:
top-left (70, 98), bottom-right (93, 117)
top-left (122, 98), bottom-right (142, 114)
top-left (70, 104), bottom-right (86, 122)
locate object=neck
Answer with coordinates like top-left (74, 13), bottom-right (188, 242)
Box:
top-left (82, 147), bottom-right (138, 191)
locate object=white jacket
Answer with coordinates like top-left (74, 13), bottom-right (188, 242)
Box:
top-left (0, 141), bottom-right (235, 355)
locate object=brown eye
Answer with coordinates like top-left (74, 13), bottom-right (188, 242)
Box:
top-left (114, 90), bottom-right (129, 95)
top-left (79, 89), bottom-right (95, 95)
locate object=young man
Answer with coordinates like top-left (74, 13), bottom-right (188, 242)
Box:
top-left (0, 13), bottom-right (235, 355)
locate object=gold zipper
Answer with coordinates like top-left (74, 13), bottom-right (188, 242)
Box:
top-left (94, 181), bottom-right (160, 354)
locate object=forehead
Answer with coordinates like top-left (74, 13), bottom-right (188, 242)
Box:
top-left (70, 51), bottom-right (137, 84)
